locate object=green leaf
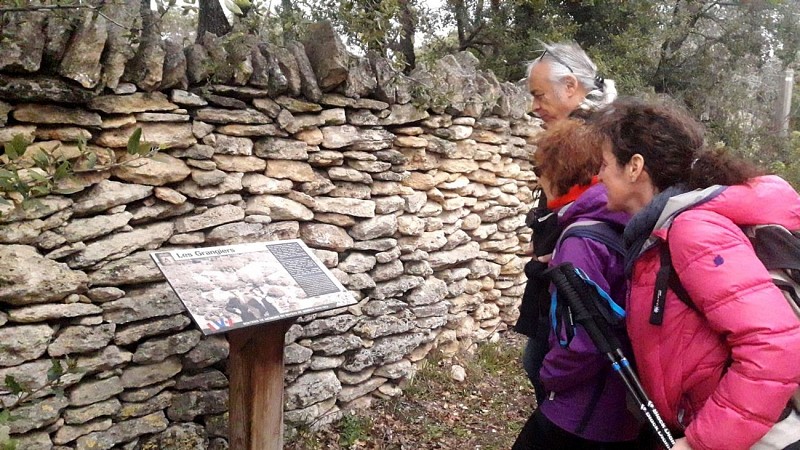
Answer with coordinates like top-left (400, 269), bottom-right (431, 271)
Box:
top-left (3, 376), bottom-right (23, 396)
top-left (4, 135), bottom-right (29, 161)
top-left (28, 171), bottom-right (48, 184)
top-left (76, 138), bottom-right (87, 155)
top-left (47, 360), bottom-right (64, 383)
top-left (127, 128), bottom-right (143, 155)
top-left (137, 143), bottom-right (152, 156)
top-left (85, 152), bottom-right (97, 169)
top-left (32, 151), bottom-right (51, 171)
top-left (29, 186), bottom-right (50, 197)
top-left (54, 161), bottom-right (71, 180)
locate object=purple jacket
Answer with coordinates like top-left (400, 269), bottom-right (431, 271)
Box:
top-left (538, 183), bottom-right (640, 442)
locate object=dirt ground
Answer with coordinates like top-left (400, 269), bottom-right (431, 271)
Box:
top-left (286, 332), bottom-right (535, 450)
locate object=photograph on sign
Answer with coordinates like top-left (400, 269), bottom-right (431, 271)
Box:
top-left (151, 239), bottom-right (356, 335)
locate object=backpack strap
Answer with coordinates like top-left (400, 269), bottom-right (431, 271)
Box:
top-left (650, 230), bottom-right (697, 326)
top-left (551, 220), bottom-right (626, 346)
top-left (558, 220), bottom-right (625, 255)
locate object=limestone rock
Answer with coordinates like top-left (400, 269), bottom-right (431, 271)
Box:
top-left (338, 376), bottom-right (386, 403)
top-left (114, 314), bottom-right (191, 346)
top-left (183, 335), bottom-right (229, 370)
top-left (132, 330), bottom-right (203, 364)
top-left (100, 1), bottom-right (141, 89)
top-left (68, 376), bottom-right (124, 407)
top-left (0, 74), bottom-right (95, 104)
top-left (303, 21), bottom-right (350, 91)
top-left (102, 283), bottom-right (185, 325)
top-left (212, 155), bottom-right (266, 172)
top-left (208, 133), bottom-right (254, 155)
top-left (246, 195), bottom-right (313, 221)
top-left (343, 332), bottom-right (428, 372)
top-left (89, 92), bottom-right (177, 114)
top-left (0, 324), bottom-right (54, 367)
top-left (8, 303), bottom-right (101, 324)
top-left (7, 395), bottom-right (68, 434)
top-left (53, 417), bottom-right (114, 445)
top-left (13, 104), bottom-right (101, 127)
top-left (138, 423), bottom-right (208, 450)
top-left (0, 245), bottom-right (88, 306)
top-left (63, 398), bottom-right (122, 425)
top-left (48, 323), bottom-right (115, 357)
top-left (371, 275), bottom-right (424, 300)
top-left (166, 390), bottom-right (228, 421)
top-left (287, 40), bottom-right (323, 102)
top-left (299, 223), bottom-right (354, 252)
top-left (120, 356), bottom-right (183, 389)
top-left (96, 122), bottom-right (195, 149)
top-left (313, 197), bottom-right (375, 218)
top-left (122, 9), bottom-right (165, 91)
top-left (67, 222), bottom-right (173, 269)
top-left (88, 250), bottom-right (165, 286)
top-left (73, 180), bottom-right (153, 216)
top-left (113, 153), bottom-right (192, 186)
top-left (59, 10), bottom-right (108, 88)
top-left (174, 205), bottom-right (245, 233)
top-left (0, 9), bottom-right (46, 73)
top-left (175, 369), bottom-right (228, 391)
top-left (353, 315), bottom-right (414, 339)
top-left (285, 370), bottom-right (341, 410)
top-left (76, 411), bottom-right (169, 450)
top-left (265, 160), bottom-right (317, 182)
top-left (194, 108), bottom-right (272, 125)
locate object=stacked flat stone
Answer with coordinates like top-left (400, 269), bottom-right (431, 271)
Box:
top-left (0, 11), bottom-right (540, 450)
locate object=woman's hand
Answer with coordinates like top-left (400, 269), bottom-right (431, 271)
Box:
top-left (671, 437), bottom-right (693, 450)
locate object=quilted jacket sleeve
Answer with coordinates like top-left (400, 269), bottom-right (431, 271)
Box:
top-left (669, 210), bottom-right (800, 450)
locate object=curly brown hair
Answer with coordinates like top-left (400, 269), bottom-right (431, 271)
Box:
top-left (591, 98), bottom-right (761, 190)
top-left (533, 119), bottom-right (603, 197)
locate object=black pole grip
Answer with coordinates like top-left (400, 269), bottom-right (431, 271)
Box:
top-left (545, 263), bottom-right (616, 354)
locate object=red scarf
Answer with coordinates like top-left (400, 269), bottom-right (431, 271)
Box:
top-left (546, 176), bottom-right (599, 210)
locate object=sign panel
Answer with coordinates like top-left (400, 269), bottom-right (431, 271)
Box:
top-left (151, 239), bottom-right (356, 335)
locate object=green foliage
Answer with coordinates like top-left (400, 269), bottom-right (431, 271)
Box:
top-left (0, 358), bottom-right (81, 448)
top-left (0, 128), bottom-right (159, 212)
top-left (337, 413), bottom-right (372, 448)
top-left (769, 131), bottom-right (800, 189)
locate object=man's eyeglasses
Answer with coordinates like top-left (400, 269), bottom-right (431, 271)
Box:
top-left (537, 49), bottom-right (574, 74)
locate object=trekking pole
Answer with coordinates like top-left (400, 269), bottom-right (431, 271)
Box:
top-left (545, 263), bottom-right (676, 449)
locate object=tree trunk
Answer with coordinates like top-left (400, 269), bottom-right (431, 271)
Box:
top-left (451, 0), bottom-right (467, 48)
top-left (197, 0), bottom-right (231, 43)
top-left (398, 0), bottom-right (416, 73)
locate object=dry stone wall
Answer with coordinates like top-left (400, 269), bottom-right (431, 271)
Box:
top-left (0, 10), bottom-right (541, 450)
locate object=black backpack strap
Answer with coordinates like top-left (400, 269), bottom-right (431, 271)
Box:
top-left (552, 221), bottom-right (624, 346)
top-left (650, 236), bottom-right (697, 326)
top-left (559, 220), bottom-right (625, 255)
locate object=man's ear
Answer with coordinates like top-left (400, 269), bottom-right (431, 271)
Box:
top-left (563, 74), bottom-right (579, 96)
top-left (628, 154), bottom-right (646, 181)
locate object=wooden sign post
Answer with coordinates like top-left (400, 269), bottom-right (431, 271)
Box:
top-left (228, 320), bottom-right (293, 450)
top-left (151, 240), bottom-right (357, 450)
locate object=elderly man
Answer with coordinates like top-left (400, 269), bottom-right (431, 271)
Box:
top-left (512, 42), bottom-right (633, 450)
top-left (515, 37), bottom-right (619, 431)
top-left (527, 41), bottom-right (615, 125)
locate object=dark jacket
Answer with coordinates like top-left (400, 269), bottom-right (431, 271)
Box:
top-left (515, 199), bottom-right (560, 338)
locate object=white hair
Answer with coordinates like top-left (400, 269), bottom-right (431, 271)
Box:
top-left (527, 41), bottom-right (617, 114)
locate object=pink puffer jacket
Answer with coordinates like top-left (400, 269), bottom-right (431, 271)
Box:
top-left (626, 176), bottom-right (800, 450)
